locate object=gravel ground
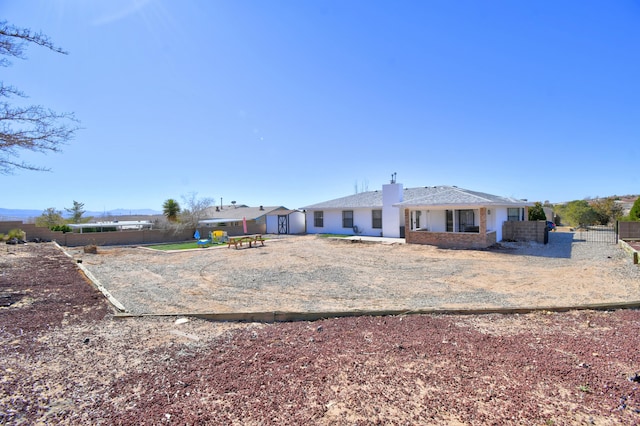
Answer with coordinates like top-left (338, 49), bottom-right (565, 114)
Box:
top-left (65, 232), bottom-right (640, 316)
top-left (2, 235), bottom-right (640, 425)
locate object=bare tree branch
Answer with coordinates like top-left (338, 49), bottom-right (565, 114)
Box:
top-left (0, 21), bottom-right (79, 174)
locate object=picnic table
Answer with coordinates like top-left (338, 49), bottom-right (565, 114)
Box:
top-left (227, 234), bottom-right (265, 249)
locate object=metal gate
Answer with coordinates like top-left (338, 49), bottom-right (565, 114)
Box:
top-left (574, 225), bottom-right (618, 244)
top-left (277, 215), bottom-right (288, 234)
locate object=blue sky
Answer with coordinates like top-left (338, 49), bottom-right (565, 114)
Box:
top-left (2, 0), bottom-right (639, 213)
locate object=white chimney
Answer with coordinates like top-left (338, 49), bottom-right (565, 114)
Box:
top-left (382, 179), bottom-right (403, 238)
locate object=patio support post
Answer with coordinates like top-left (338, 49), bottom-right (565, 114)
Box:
top-left (480, 207), bottom-right (487, 234)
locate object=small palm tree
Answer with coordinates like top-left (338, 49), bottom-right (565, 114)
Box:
top-left (163, 199), bottom-right (181, 222)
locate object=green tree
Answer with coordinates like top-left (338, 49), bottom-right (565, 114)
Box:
top-left (35, 207), bottom-right (64, 228)
top-left (162, 198), bottom-right (181, 222)
top-left (630, 196), bottom-right (640, 221)
top-left (528, 202), bottom-right (547, 221)
top-left (65, 200), bottom-right (85, 224)
top-left (0, 21), bottom-right (79, 174)
top-left (591, 197), bottom-right (624, 225)
top-left (559, 200), bottom-right (598, 227)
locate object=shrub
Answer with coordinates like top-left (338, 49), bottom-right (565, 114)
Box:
top-left (51, 224), bottom-right (72, 233)
top-left (528, 202), bottom-right (547, 221)
top-left (8, 229), bottom-right (26, 240)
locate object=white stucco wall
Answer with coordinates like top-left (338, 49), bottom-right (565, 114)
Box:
top-left (305, 208), bottom-right (384, 236)
top-left (306, 202), bottom-right (525, 241)
top-left (494, 207), bottom-right (508, 242)
top-left (382, 183), bottom-right (403, 237)
top-left (266, 211), bottom-right (306, 234)
top-left (288, 211), bottom-right (306, 234)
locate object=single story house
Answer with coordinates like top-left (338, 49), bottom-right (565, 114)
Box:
top-left (197, 204), bottom-right (292, 236)
top-left (68, 220), bottom-right (153, 233)
top-left (302, 181), bottom-right (533, 249)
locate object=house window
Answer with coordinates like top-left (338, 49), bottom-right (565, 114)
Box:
top-left (372, 210), bottom-right (382, 229)
top-left (314, 211), bottom-right (324, 227)
top-left (457, 210), bottom-right (476, 232)
top-left (446, 210), bottom-right (453, 232)
top-left (507, 208), bottom-right (520, 221)
top-left (342, 210), bottom-right (354, 228)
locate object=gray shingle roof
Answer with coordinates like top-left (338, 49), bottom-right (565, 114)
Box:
top-left (302, 191), bottom-right (384, 209)
top-left (201, 205), bottom-right (286, 221)
top-left (302, 186), bottom-right (530, 209)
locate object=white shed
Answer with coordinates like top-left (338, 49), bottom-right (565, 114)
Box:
top-left (266, 209), bottom-right (306, 234)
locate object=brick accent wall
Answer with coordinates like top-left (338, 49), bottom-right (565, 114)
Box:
top-left (407, 229), bottom-right (497, 249)
top-left (502, 220), bottom-right (547, 243)
top-left (479, 207), bottom-right (487, 234)
top-left (403, 210), bottom-right (497, 249)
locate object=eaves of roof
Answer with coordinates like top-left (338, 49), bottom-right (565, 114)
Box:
top-left (201, 205), bottom-right (286, 221)
top-left (303, 186), bottom-right (531, 210)
top-left (396, 187), bottom-right (532, 207)
top-left (302, 191), bottom-right (384, 209)
top-left (265, 209), bottom-right (302, 215)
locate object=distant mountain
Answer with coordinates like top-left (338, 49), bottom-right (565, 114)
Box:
top-left (0, 208), bottom-right (43, 220)
top-left (89, 209), bottom-right (162, 217)
top-left (0, 208), bottom-right (161, 221)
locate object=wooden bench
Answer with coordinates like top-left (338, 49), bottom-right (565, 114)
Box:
top-left (227, 235), bottom-right (265, 249)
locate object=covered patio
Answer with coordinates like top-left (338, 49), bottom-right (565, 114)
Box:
top-left (403, 207), bottom-right (498, 249)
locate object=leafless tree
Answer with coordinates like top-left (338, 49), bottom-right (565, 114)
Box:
top-left (0, 21), bottom-right (80, 174)
top-left (179, 192), bottom-right (215, 229)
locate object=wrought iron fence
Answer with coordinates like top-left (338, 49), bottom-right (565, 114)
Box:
top-left (574, 225), bottom-right (618, 244)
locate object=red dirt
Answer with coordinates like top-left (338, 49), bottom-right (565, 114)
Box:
top-left (626, 240), bottom-right (640, 251)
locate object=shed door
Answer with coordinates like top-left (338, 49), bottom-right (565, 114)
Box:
top-left (277, 215), bottom-right (288, 234)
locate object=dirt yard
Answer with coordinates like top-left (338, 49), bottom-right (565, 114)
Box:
top-left (1, 234), bottom-right (640, 424)
top-left (65, 233), bottom-right (640, 316)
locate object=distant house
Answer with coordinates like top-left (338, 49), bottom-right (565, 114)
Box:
top-left (197, 204), bottom-right (294, 236)
top-left (303, 181), bottom-right (532, 249)
top-left (68, 220), bottom-right (153, 233)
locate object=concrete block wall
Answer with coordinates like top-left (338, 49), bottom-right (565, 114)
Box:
top-left (197, 223), bottom-right (266, 238)
top-left (60, 229), bottom-right (194, 246)
top-left (0, 222), bottom-right (57, 241)
top-left (502, 220), bottom-right (546, 243)
top-left (619, 221), bottom-right (640, 240)
top-left (0, 221), bottom-right (193, 247)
